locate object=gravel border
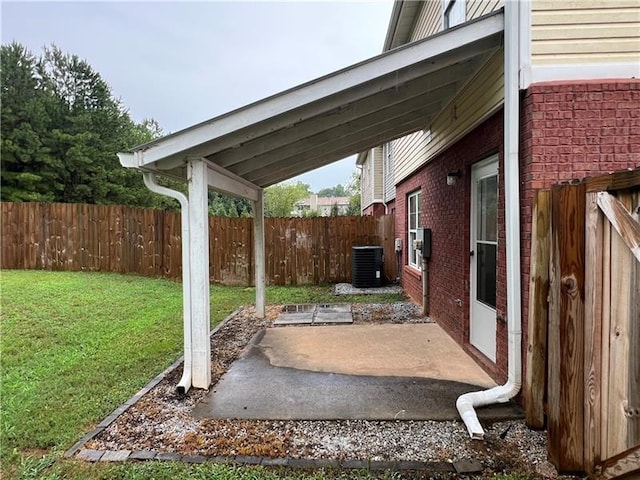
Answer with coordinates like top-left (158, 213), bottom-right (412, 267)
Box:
top-left (64, 307), bottom-right (243, 459)
top-left (67, 304), bottom-right (571, 479)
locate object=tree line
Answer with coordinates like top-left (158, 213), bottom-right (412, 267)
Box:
top-left (1, 42), bottom-right (171, 208)
top-left (1, 42), bottom-right (360, 217)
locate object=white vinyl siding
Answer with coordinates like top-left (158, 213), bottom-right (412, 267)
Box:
top-left (407, 190), bottom-right (422, 269)
top-left (361, 151), bottom-right (374, 209)
top-left (372, 146), bottom-right (384, 202)
top-left (531, 0), bottom-right (640, 65)
top-left (360, 147), bottom-right (384, 210)
top-left (410, 0), bottom-right (503, 43)
top-left (394, 49), bottom-right (504, 184)
top-left (467, 0), bottom-right (503, 21)
top-left (410, 1), bottom-right (442, 42)
top-left (390, 0), bottom-right (505, 186)
top-left (383, 142), bottom-right (396, 203)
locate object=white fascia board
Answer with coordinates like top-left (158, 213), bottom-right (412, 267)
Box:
top-left (205, 160), bottom-right (260, 202)
top-left (530, 63), bottom-right (640, 85)
top-left (118, 152), bottom-right (138, 168)
top-left (132, 11), bottom-right (504, 167)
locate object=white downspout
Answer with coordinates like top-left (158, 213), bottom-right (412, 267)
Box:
top-left (142, 173), bottom-right (193, 394)
top-left (456, 0), bottom-right (523, 440)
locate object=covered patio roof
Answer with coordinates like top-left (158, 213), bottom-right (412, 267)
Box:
top-left (117, 8), bottom-right (509, 396)
top-left (119, 10), bottom-right (504, 194)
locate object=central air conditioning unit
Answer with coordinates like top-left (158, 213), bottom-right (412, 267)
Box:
top-left (351, 246), bottom-right (384, 288)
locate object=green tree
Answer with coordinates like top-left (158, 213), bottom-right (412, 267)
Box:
top-left (0, 43), bottom-right (61, 201)
top-left (264, 181), bottom-right (310, 217)
top-left (208, 192), bottom-right (252, 217)
top-left (317, 184), bottom-right (347, 197)
top-left (346, 170), bottom-right (361, 215)
top-left (1, 42), bottom-right (169, 208)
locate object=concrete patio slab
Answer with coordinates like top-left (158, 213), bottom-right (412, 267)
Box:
top-left (193, 323), bottom-right (523, 422)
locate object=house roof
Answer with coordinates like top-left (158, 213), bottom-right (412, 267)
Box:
top-left (118, 10), bottom-right (503, 194)
top-left (383, 0), bottom-right (424, 51)
top-left (296, 196), bottom-right (351, 207)
top-left (317, 197), bottom-right (350, 206)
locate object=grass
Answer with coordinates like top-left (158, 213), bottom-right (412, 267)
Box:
top-left (1, 270), bottom-right (406, 479)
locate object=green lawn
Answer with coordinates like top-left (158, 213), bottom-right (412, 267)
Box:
top-left (1, 270), bottom-right (411, 480)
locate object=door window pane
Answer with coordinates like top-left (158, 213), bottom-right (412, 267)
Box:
top-left (476, 242), bottom-right (496, 308)
top-left (477, 175), bottom-right (497, 242)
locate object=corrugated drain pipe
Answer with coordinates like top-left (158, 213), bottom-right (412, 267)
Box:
top-left (456, 0), bottom-right (523, 440)
top-left (142, 173), bottom-right (193, 394)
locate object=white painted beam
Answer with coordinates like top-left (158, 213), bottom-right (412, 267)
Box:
top-left (188, 158), bottom-right (211, 389)
top-left (253, 189), bottom-right (266, 319)
top-left (205, 160), bottom-right (260, 202)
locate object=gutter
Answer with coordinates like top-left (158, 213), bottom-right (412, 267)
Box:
top-left (456, 0), bottom-right (523, 440)
top-left (141, 172), bottom-right (194, 395)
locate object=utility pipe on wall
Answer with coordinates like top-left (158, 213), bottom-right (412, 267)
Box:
top-left (456, 0), bottom-right (523, 440)
top-left (422, 257), bottom-right (429, 317)
top-left (142, 173), bottom-right (193, 394)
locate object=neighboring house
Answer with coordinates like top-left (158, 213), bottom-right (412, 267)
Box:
top-left (359, 0), bottom-right (639, 383)
top-left (293, 194), bottom-right (351, 216)
top-left (357, 146), bottom-right (385, 216)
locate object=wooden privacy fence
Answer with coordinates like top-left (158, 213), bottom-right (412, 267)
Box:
top-left (0, 202), bottom-right (396, 285)
top-left (525, 169), bottom-right (640, 478)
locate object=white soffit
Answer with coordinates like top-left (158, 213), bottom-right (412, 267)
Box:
top-left (121, 10), bottom-right (504, 190)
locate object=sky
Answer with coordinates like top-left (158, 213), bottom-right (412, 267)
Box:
top-left (1, 0), bottom-right (394, 192)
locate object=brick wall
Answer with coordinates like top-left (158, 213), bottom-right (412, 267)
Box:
top-left (395, 110), bottom-right (509, 381)
top-left (395, 78), bottom-right (639, 383)
top-left (519, 79), bottom-right (640, 378)
top-left (362, 203), bottom-right (386, 216)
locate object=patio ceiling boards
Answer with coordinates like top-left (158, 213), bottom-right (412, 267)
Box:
top-left (118, 10), bottom-right (504, 195)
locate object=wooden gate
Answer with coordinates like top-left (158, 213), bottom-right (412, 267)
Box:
top-left (584, 175), bottom-right (640, 479)
top-left (525, 168), bottom-right (640, 478)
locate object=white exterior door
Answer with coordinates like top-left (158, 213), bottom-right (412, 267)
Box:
top-left (470, 156), bottom-right (498, 362)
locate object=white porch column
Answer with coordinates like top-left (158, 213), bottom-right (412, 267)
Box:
top-left (188, 158), bottom-right (211, 388)
top-left (254, 189), bottom-right (266, 318)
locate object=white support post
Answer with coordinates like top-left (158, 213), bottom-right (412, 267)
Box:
top-left (254, 189), bottom-right (266, 318)
top-left (188, 158), bottom-right (211, 389)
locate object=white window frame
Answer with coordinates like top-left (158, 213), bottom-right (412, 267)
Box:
top-left (407, 190), bottom-right (421, 269)
top-left (443, 0), bottom-right (466, 29)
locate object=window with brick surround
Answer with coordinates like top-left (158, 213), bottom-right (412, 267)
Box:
top-left (407, 190), bottom-right (422, 269)
top-left (443, 0), bottom-right (465, 29)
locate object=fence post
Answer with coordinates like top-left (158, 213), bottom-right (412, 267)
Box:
top-left (548, 182), bottom-right (586, 472)
top-left (525, 189), bottom-right (550, 429)
top-left (584, 191), bottom-right (604, 473)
